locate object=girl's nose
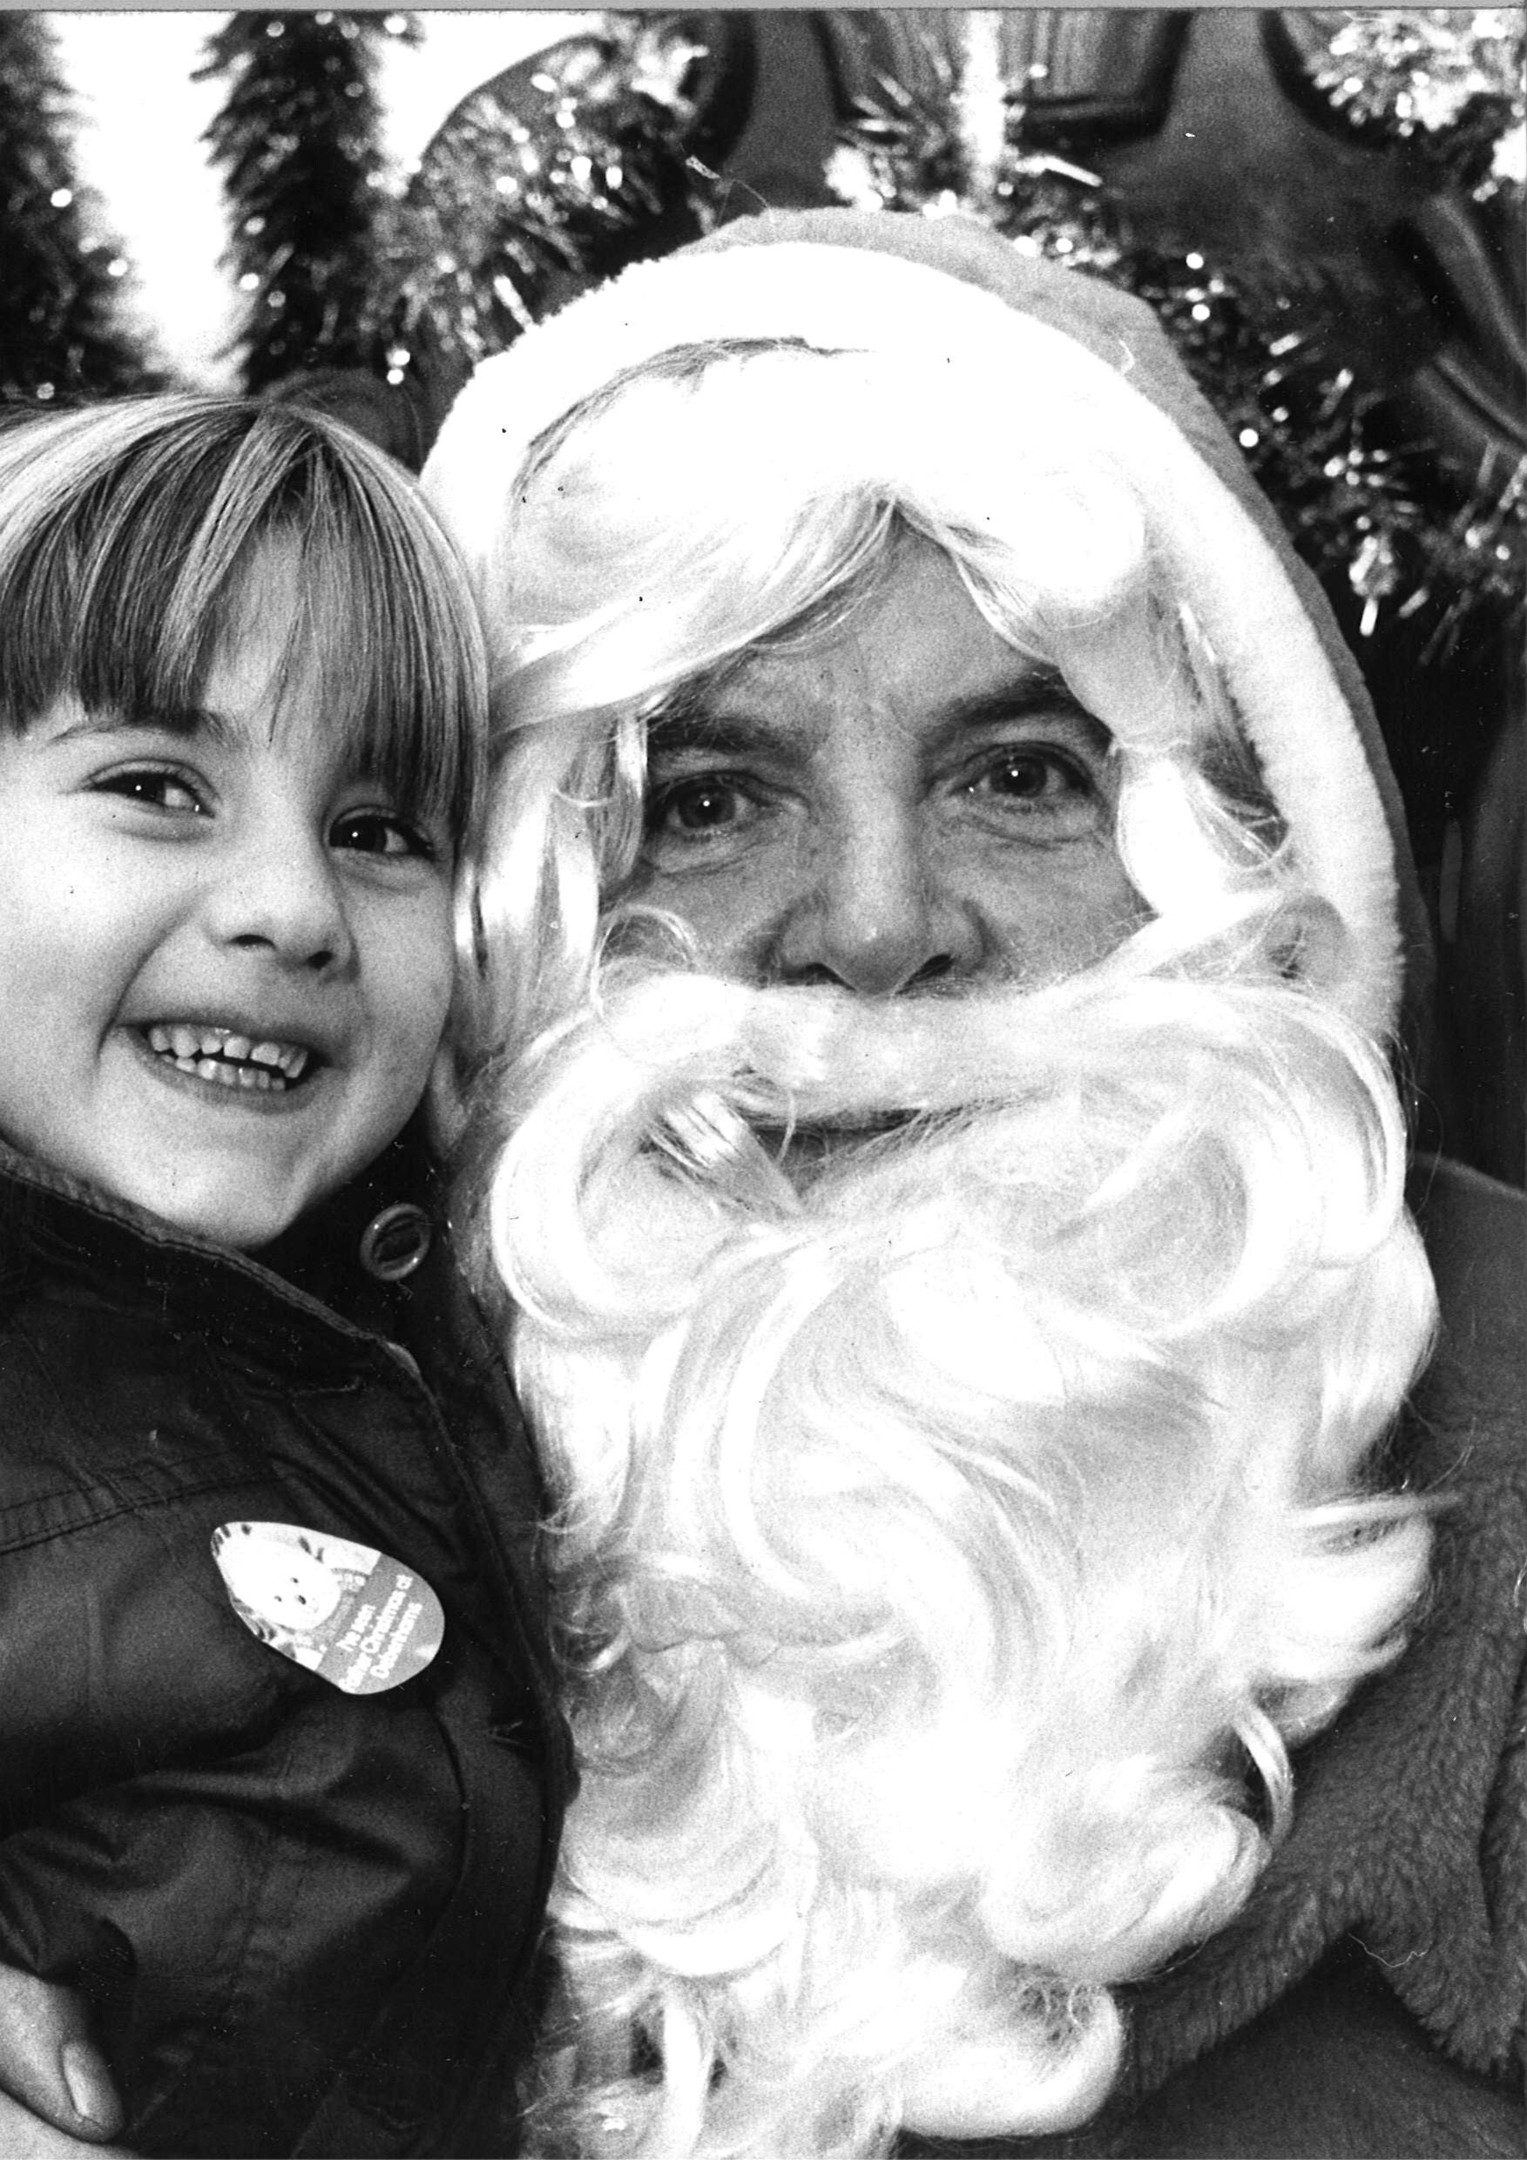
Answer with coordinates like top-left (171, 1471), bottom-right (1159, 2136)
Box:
top-left (775, 806), bottom-right (980, 996)
top-left (209, 826), bottom-right (355, 974)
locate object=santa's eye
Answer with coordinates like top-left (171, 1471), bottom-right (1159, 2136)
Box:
top-left (958, 739), bottom-right (1108, 841)
top-left (642, 773), bottom-right (773, 869)
top-left (973, 748), bottom-right (1088, 800)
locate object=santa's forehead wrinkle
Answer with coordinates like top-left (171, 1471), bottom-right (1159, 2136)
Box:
top-left (645, 539), bottom-right (1110, 761)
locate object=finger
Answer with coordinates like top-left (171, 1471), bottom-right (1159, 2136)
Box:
top-left (0, 2083), bottom-right (129, 2157)
top-left (0, 1969), bottom-right (123, 2142)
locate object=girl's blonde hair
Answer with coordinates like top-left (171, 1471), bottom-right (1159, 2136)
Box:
top-left (0, 395), bottom-right (487, 851)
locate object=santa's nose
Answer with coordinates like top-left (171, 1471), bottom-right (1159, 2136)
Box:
top-left (775, 807), bottom-right (980, 995)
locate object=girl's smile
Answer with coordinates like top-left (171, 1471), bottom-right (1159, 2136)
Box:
top-left (0, 546), bottom-right (457, 1249)
top-left (139, 1023), bottom-right (314, 1091)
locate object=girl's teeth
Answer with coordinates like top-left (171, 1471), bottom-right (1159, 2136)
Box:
top-left (187, 1058), bottom-right (276, 1093)
top-left (250, 1040), bottom-right (309, 1080)
top-left (145, 1024), bottom-right (306, 1089)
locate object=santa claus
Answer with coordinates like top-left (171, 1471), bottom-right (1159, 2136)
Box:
top-left (417, 212), bottom-right (1521, 2158)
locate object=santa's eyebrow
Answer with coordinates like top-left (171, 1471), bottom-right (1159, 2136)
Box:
top-left (928, 682), bottom-right (1113, 754)
top-left (644, 703), bottom-right (783, 760)
top-left (645, 666), bottom-right (1112, 760)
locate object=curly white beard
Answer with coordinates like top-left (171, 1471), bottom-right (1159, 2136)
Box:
top-left (482, 928), bottom-right (1437, 2159)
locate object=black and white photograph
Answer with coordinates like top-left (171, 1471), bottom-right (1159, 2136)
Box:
top-left (0, 8), bottom-right (1521, 2156)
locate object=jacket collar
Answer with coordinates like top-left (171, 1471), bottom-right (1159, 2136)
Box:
top-left (0, 1127), bottom-right (444, 1369)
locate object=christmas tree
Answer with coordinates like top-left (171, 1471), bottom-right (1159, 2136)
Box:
top-left (199, 11), bottom-right (409, 393)
top-left (0, 13), bottom-right (152, 403)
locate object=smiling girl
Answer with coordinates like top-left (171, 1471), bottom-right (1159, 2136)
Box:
top-left (0, 398), bottom-right (566, 2156)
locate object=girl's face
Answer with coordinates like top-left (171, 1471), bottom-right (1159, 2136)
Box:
top-left (0, 548), bottom-right (456, 1248)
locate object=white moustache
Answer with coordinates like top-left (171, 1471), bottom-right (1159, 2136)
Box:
top-left (532, 890), bottom-right (1343, 1139)
top-left (488, 913), bottom-right (1402, 1346)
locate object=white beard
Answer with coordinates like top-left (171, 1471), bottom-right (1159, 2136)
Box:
top-left (482, 938), bottom-right (1436, 2159)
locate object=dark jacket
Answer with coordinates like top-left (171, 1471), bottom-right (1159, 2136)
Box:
top-left (908, 1155), bottom-right (1526, 2159)
top-left (0, 1134), bottom-right (572, 2158)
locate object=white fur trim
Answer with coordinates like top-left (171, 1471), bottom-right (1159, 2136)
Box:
top-left (425, 242), bottom-right (1402, 1036)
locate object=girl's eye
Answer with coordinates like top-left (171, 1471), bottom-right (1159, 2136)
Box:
top-left (95, 767), bottom-right (207, 814)
top-left (330, 809), bottom-right (437, 860)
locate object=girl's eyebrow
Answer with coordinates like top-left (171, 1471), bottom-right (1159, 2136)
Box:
top-left (52, 703), bottom-right (235, 747)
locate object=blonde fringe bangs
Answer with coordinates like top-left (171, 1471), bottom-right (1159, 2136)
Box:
top-left (468, 340), bottom-right (1315, 1061)
top-left (489, 927), bottom-right (1437, 2156)
top-left (0, 397), bottom-right (487, 847)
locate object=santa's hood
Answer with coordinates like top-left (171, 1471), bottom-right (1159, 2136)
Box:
top-left (424, 207), bottom-right (1429, 1050)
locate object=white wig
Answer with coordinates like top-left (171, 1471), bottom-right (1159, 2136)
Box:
top-left (424, 220), bottom-right (1414, 1059)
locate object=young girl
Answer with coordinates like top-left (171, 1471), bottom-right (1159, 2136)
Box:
top-left (0, 397), bottom-right (567, 2157)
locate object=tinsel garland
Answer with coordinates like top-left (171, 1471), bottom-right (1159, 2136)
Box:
top-left (1302, 7), bottom-right (1525, 192)
top-left (362, 7), bottom-right (1519, 654)
top-left (824, 10), bottom-right (1524, 656)
top-left (365, 15), bottom-right (714, 390)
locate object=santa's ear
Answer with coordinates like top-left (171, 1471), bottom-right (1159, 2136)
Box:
top-left (425, 1038), bottom-right (469, 1156)
top-left (425, 900), bottom-right (491, 1159)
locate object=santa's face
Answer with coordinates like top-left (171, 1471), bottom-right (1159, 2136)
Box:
top-left (625, 544), bottom-right (1148, 995)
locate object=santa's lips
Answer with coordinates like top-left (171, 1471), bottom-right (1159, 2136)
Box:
top-left (142, 1023), bottom-right (316, 1094)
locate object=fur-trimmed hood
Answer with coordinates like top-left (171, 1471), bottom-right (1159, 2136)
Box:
top-left (423, 206), bottom-right (1432, 1052)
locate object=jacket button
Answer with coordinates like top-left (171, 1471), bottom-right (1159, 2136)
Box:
top-left (358, 1202), bottom-right (433, 1282)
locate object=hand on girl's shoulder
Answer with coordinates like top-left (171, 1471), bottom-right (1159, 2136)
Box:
top-left (0, 1964), bottom-right (125, 2154)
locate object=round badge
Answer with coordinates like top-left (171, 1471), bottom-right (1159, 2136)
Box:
top-left (212, 1521), bottom-right (445, 1694)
